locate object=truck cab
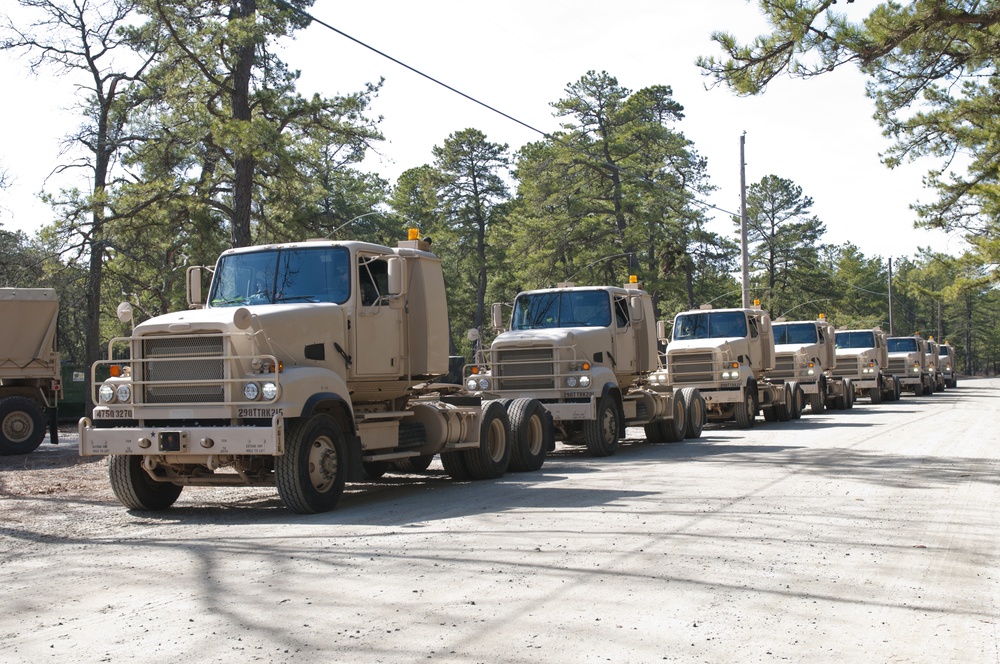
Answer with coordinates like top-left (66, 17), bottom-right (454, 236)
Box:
top-left (886, 334), bottom-right (931, 396)
top-left (771, 317), bottom-right (854, 412)
top-left (664, 304), bottom-right (796, 427)
top-left (466, 281), bottom-right (698, 457)
top-left (925, 338), bottom-right (945, 392)
top-left (938, 342), bottom-right (958, 388)
top-left (833, 327), bottom-right (899, 403)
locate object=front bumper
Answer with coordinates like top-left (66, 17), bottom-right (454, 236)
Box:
top-left (79, 415), bottom-right (284, 456)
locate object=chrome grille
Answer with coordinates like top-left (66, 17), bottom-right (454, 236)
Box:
top-left (143, 335), bottom-right (225, 404)
top-left (668, 351), bottom-right (714, 384)
top-left (832, 357), bottom-right (859, 378)
top-left (887, 357), bottom-right (907, 374)
top-left (770, 355), bottom-right (796, 380)
top-left (496, 348), bottom-right (555, 390)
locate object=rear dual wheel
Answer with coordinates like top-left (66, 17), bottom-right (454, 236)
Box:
top-left (643, 390), bottom-right (686, 444)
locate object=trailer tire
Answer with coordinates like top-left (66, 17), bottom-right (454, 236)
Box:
top-left (506, 398), bottom-right (549, 472)
top-left (809, 377), bottom-right (826, 414)
top-left (463, 400), bottom-right (511, 479)
top-left (0, 396), bottom-right (47, 456)
top-left (787, 382), bottom-right (804, 420)
top-left (441, 450), bottom-right (472, 481)
top-left (680, 388), bottom-right (705, 439)
top-left (362, 461), bottom-right (390, 479)
top-left (109, 455), bottom-right (183, 511)
top-left (774, 383), bottom-right (793, 422)
top-left (645, 390), bottom-right (687, 443)
top-left (584, 395), bottom-right (620, 457)
top-left (394, 455), bottom-right (434, 473)
top-left (276, 414), bottom-right (348, 514)
top-left (734, 388), bottom-right (756, 429)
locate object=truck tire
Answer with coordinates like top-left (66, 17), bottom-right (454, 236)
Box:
top-left (584, 395), bottom-right (620, 457)
top-left (733, 388), bottom-right (755, 429)
top-left (394, 455), bottom-right (434, 473)
top-left (774, 383), bottom-right (793, 422)
top-left (463, 400), bottom-right (512, 479)
top-left (362, 461), bottom-right (390, 479)
top-left (0, 396), bottom-right (47, 456)
top-left (506, 398), bottom-right (549, 472)
top-left (680, 388), bottom-right (705, 439)
top-left (644, 390), bottom-right (686, 443)
top-left (275, 414), bottom-right (348, 514)
top-left (440, 450), bottom-right (472, 481)
top-left (843, 379), bottom-right (854, 409)
top-left (787, 382), bottom-right (804, 420)
top-left (809, 378), bottom-right (826, 414)
top-left (108, 455), bottom-right (183, 511)
top-left (892, 376), bottom-right (901, 401)
top-left (869, 378), bottom-right (882, 404)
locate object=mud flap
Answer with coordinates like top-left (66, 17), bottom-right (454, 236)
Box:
top-left (48, 407), bottom-right (59, 445)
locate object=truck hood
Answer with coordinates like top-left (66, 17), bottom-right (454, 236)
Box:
top-left (668, 337), bottom-right (749, 362)
top-left (493, 326), bottom-right (609, 350)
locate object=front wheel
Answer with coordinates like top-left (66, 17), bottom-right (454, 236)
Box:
top-left (109, 455), bottom-right (183, 511)
top-left (680, 388), bottom-right (705, 439)
top-left (0, 396), bottom-right (47, 456)
top-left (506, 398), bottom-right (549, 472)
top-left (788, 382), bottom-right (804, 420)
top-left (584, 395), bottom-right (620, 456)
top-left (733, 388), bottom-right (756, 429)
top-left (276, 414), bottom-right (348, 514)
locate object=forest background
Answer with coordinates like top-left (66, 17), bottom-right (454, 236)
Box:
top-left (1, 0), bottom-right (998, 389)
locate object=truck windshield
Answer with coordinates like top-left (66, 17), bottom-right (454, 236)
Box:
top-left (673, 311), bottom-right (747, 340)
top-left (835, 331), bottom-right (875, 349)
top-left (511, 290), bottom-right (611, 329)
top-left (773, 323), bottom-right (817, 345)
top-left (208, 246), bottom-right (350, 307)
top-left (938, 346), bottom-right (950, 356)
top-left (887, 338), bottom-right (918, 353)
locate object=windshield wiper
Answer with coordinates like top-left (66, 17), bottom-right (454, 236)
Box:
top-left (274, 294), bottom-right (317, 303)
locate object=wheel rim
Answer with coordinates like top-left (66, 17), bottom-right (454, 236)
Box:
top-left (487, 417), bottom-right (506, 462)
top-left (307, 435), bottom-right (338, 493)
top-left (525, 414), bottom-right (544, 456)
top-left (601, 405), bottom-right (617, 444)
top-left (692, 399), bottom-right (703, 426)
top-left (2, 411), bottom-right (34, 444)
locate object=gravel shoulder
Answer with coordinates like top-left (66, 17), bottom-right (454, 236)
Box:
top-left (2, 379), bottom-right (998, 663)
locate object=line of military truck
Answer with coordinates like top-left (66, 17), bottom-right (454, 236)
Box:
top-left (0, 232), bottom-right (960, 514)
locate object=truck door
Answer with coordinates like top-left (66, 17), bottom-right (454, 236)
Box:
top-left (352, 254), bottom-right (403, 376)
top-left (612, 295), bottom-right (636, 375)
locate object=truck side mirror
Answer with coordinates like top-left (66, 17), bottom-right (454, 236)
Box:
top-left (187, 266), bottom-right (203, 307)
top-left (656, 320), bottom-right (667, 341)
top-left (491, 302), bottom-right (504, 331)
top-left (629, 296), bottom-right (644, 323)
top-left (387, 257), bottom-right (403, 296)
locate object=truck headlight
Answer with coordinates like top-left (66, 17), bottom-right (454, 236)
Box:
top-left (244, 382), bottom-right (260, 400)
top-left (466, 378), bottom-right (479, 391)
top-left (806, 368), bottom-right (815, 376)
top-left (115, 384), bottom-right (132, 403)
top-left (721, 370), bottom-right (735, 380)
top-left (912, 365), bottom-right (920, 373)
top-left (478, 378), bottom-right (490, 390)
top-left (566, 376), bottom-right (578, 388)
top-left (262, 382), bottom-right (278, 400)
top-left (579, 375), bottom-right (591, 387)
top-left (99, 384), bottom-right (116, 403)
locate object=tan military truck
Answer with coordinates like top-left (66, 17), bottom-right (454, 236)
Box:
top-left (886, 334), bottom-right (932, 395)
top-left (79, 232), bottom-right (546, 513)
top-left (0, 288), bottom-right (62, 455)
top-left (770, 317), bottom-right (855, 413)
top-left (664, 304), bottom-right (797, 428)
top-left (938, 341), bottom-right (958, 388)
top-left (925, 338), bottom-right (946, 392)
top-left (832, 327), bottom-right (901, 403)
top-left (464, 280), bottom-right (702, 457)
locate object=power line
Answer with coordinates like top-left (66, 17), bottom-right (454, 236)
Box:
top-left (273, 0), bottom-right (741, 219)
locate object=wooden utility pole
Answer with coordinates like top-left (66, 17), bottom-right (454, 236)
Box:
top-left (740, 133), bottom-right (750, 308)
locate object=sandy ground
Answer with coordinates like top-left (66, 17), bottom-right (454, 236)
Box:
top-left (1, 379), bottom-right (998, 663)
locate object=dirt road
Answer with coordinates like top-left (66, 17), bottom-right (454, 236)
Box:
top-left (2, 379), bottom-right (998, 663)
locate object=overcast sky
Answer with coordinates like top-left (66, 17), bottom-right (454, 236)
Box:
top-left (0, 0), bottom-right (961, 262)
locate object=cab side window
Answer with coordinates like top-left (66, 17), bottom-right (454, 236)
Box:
top-left (614, 297), bottom-right (629, 329)
top-left (359, 257), bottom-right (388, 306)
top-left (748, 316), bottom-right (759, 339)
